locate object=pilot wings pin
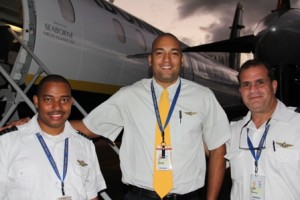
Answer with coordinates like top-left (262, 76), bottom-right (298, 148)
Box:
top-left (184, 111), bottom-right (197, 115)
top-left (77, 160), bottom-right (88, 167)
top-left (276, 142), bottom-right (293, 148)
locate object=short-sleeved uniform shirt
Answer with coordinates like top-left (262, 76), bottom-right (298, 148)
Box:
top-left (226, 100), bottom-right (300, 200)
top-left (83, 78), bottom-right (230, 194)
top-left (0, 115), bottom-right (106, 200)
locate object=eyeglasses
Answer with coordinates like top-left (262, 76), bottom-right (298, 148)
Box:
top-left (239, 126), bottom-right (266, 150)
top-left (239, 118), bottom-right (270, 151)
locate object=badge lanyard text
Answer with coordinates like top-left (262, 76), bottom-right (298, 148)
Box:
top-left (151, 80), bottom-right (181, 158)
top-left (36, 133), bottom-right (69, 196)
top-left (247, 118), bottom-right (271, 175)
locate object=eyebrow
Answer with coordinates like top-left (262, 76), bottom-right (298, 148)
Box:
top-left (241, 78), bottom-right (266, 83)
top-left (41, 94), bottom-right (71, 98)
top-left (154, 48), bottom-right (181, 52)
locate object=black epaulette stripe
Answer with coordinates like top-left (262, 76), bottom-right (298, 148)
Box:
top-left (76, 130), bottom-right (91, 140)
top-left (0, 126), bottom-right (18, 136)
top-left (295, 107), bottom-right (300, 113)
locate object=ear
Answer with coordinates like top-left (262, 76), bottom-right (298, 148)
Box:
top-left (33, 95), bottom-right (38, 108)
top-left (272, 80), bottom-right (278, 94)
top-left (148, 54), bottom-right (152, 66)
top-left (70, 97), bottom-right (74, 105)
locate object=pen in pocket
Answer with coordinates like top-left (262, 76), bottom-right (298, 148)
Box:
top-left (179, 110), bottom-right (182, 124)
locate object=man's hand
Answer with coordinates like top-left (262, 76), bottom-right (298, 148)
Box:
top-left (70, 120), bottom-right (99, 138)
top-left (0, 117), bottom-right (31, 131)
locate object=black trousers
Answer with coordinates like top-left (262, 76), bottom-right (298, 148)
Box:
top-left (123, 186), bottom-right (203, 200)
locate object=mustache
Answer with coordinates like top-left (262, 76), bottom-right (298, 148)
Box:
top-left (47, 111), bottom-right (66, 115)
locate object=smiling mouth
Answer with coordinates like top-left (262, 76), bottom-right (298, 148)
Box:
top-left (48, 112), bottom-right (65, 119)
top-left (161, 65), bottom-right (172, 70)
top-left (249, 94), bottom-right (263, 99)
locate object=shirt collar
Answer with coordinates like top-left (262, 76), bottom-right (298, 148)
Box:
top-left (271, 99), bottom-right (292, 122)
top-left (19, 114), bottom-right (72, 141)
top-left (152, 77), bottom-right (180, 100)
top-left (243, 99), bottom-right (290, 129)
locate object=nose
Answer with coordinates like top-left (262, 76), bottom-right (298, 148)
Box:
top-left (163, 52), bottom-right (170, 62)
top-left (248, 83), bottom-right (259, 93)
top-left (52, 100), bottom-right (62, 110)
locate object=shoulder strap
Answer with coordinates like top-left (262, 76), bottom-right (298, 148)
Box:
top-left (76, 130), bottom-right (92, 140)
top-left (0, 126), bottom-right (18, 136)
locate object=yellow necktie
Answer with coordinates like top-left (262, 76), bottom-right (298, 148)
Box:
top-left (153, 89), bottom-right (173, 198)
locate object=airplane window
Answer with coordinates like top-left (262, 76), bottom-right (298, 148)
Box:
top-left (135, 30), bottom-right (147, 51)
top-left (113, 19), bottom-right (126, 43)
top-left (58, 0), bottom-right (75, 23)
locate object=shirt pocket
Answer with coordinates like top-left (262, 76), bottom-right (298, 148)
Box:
top-left (8, 163), bottom-right (38, 191)
top-left (67, 164), bottom-right (91, 199)
top-left (266, 148), bottom-right (300, 179)
top-left (72, 164), bottom-right (91, 185)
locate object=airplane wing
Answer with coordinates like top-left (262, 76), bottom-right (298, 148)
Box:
top-left (183, 35), bottom-right (258, 53)
top-left (127, 53), bottom-right (149, 58)
top-left (127, 34), bottom-right (258, 57)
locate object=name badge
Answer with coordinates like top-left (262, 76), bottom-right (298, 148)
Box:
top-left (58, 196), bottom-right (72, 200)
top-left (155, 145), bottom-right (172, 170)
top-left (250, 174), bottom-right (265, 200)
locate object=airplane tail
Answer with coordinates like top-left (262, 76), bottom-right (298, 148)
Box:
top-left (228, 2), bottom-right (245, 70)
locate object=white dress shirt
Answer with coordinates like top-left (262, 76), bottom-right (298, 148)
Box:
top-left (84, 77), bottom-right (230, 194)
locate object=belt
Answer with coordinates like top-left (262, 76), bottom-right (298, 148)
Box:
top-left (128, 185), bottom-right (200, 200)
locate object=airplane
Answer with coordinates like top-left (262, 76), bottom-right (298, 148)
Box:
top-left (3, 1), bottom-right (296, 199)
top-left (0, 0), bottom-right (245, 127)
top-left (184, 0), bottom-right (300, 108)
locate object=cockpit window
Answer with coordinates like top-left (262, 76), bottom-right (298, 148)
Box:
top-left (58, 0), bottom-right (75, 23)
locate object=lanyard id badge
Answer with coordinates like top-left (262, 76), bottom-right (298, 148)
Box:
top-left (250, 174), bottom-right (265, 200)
top-left (36, 133), bottom-right (69, 197)
top-left (155, 145), bottom-right (173, 170)
top-left (151, 80), bottom-right (181, 162)
top-left (58, 196), bottom-right (72, 200)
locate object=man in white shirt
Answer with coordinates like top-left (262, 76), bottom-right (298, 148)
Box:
top-left (71, 33), bottom-right (230, 200)
top-left (226, 59), bottom-right (300, 200)
top-left (0, 75), bottom-right (106, 200)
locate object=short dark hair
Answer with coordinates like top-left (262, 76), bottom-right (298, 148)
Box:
top-left (238, 59), bottom-right (275, 84)
top-left (36, 74), bottom-right (71, 96)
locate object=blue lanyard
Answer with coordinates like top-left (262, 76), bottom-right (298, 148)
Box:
top-left (151, 80), bottom-right (181, 157)
top-left (36, 133), bottom-right (69, 196)
top-left (246, 118), bottom-right (271, 175)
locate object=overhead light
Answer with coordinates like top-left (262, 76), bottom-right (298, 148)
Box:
top-left (270, 26), bottom-right (276, 32)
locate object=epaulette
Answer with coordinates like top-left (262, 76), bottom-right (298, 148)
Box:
top-left (0, 126), bottom-right (18, 136)
top-left (295, 107), bottom-right (300, 113)
top-left (76, 130), bottom-right (92, 140)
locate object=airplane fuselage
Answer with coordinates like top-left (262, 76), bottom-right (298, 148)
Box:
top-left (1, 0), bottom-right (242, 112)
